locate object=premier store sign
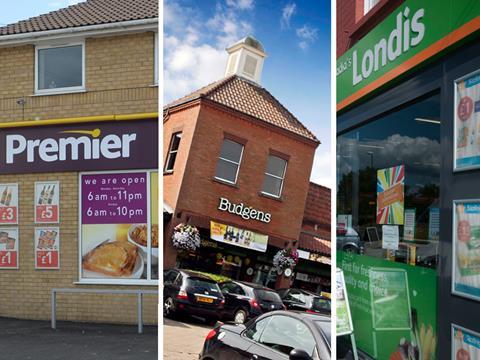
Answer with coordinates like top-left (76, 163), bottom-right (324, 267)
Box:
top-left (0, 120), bottom-right (158, 174)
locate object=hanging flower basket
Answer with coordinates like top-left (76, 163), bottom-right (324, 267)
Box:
top-left (273, 248), bottom-right (299, 273)
top-left (172, 223), bottom-right (201, 252)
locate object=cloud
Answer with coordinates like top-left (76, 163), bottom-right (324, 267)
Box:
top-left (296, 24), bottom-right (318, 50)
top-left (226, 0), bottom-right (254, 10)
top-left (164, 1), bottom-right (253, 103)
top-left (281, 3), bottom-right (296, 29)
top-left (310, 150), bottom-right (332, 188)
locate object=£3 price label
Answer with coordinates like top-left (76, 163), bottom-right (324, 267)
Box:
top-left (36, 250), bottom-right (59, 268)
top-left (0, 250), bottom-right (17, 268)
top-left (0, 207), bottom-right (17, 224)
top-left (36, 205), bottom-right (59, 223)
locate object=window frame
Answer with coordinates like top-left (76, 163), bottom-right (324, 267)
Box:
top-left (164, 132), bottom-right (182, 174)
top-left (363, 0), bottom-right (380, 15)
top-left (261, 155), bottom-right (288, 198)
top-left (35, 41), bottom-right (86, 95)
top-left (214, 139), bottom-right (244, 185)
top-left (153, 31), bottom-right (158, 86)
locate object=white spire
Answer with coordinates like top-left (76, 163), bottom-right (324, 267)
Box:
top-left (224, 36), bottom-right (266, 84)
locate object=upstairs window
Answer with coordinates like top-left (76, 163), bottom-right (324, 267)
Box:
top-left (36, 43), bottom-right (84, 94)
top-left (262, 155), bottom-right (287, 198)
top-left (364, 0), bottom-right (380, 15)
top-left (215, 139), bottom-right (244, 184)
top-left (164, 132), bottom-right (182, 173)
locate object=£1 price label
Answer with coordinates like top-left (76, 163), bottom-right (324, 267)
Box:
top-left (0, 206), bottom-right (17, 224)
top-left (36, 205), bottom-right (59, 223)
top-left (0, 250), bottom-right (17, 268)
top-left (36, 250), bottom-right (59, 269)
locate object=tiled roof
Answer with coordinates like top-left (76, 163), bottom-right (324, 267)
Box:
top-left (304, 182), bottom-right (331, 225)
top-left (0, 0), bottom-right (157, 36)
top-left (299, 232), bottom-right (331, 255)
top-left (165, 75), bottom-right (319, 143)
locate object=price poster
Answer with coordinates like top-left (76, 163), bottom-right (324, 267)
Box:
top-left (453, 200), bottom-right (480, 301)
top-left (455, 70), bottom-right (480, 171)
top-left (336, 269), bottom-right (354, 336)
top-left (35, 227), bottom-right (60, 269)
top-left (452, 325), bottom-right (480, 360)
top-left (0, 183), bottom-right (18, 224)
top-left (35, 181), bottom-right (59, 223)
top-left (0, 228), bottom-right (19, 269)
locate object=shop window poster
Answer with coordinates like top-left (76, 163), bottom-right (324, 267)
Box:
top-left (0, 183), bottom-right (18, 224)
top-left (376, 165), bottom-right (405, 225)
top-left (210, 221), bottom-right (268, 252)
top-left (79, 171), bottom-right (157, 283)
top-left (35, 227), bottom-right (59, 269)
top-left (453, 200), bottom-right (480, 301)
top-left (0, 228), bottom-right (19, 269)
top-left (34, 181), bottom-right (59, 223)
top-left (452, 325), bottom-right (480, 360)
top-left (455, 70), bottom-right (480, 171)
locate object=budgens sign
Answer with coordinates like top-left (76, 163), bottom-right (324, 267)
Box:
top-left (337, 0), bottom-right (480, 110)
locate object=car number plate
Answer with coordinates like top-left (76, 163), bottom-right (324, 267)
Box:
top-left (197, 296), bottom-right (214, 303)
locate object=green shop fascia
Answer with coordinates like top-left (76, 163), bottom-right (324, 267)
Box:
top-left (337, 1), bottom-right (480, 359)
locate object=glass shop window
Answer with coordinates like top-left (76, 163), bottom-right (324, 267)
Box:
top-left (337, 93), bottom-right (441, 268)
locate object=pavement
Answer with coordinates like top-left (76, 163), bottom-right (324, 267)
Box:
top-left (163, 317), bottom-right (213, 360)
top-left (0, 317), bottom-right (158, 360)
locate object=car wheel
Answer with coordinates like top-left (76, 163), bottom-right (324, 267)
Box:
top-left (233, 309), bottom-right (247, 324)
top-left (343, 245), bottom-right (358, 253)
top-left (164, 297), bottom-right (176, 318)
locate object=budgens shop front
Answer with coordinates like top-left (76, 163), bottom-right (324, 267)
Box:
top-left (337, 1), bottom-right (480, 359)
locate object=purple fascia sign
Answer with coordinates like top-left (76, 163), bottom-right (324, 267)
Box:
top-left (81, 172), bottom-right (147, 224)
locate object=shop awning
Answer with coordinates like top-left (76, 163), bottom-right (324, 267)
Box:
top-left (298, 232), bottom-right (331, 255)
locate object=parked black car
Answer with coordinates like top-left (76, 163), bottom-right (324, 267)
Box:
top-left (277, 288), bottom-right (331, 315)
top-left (200, 311), bottom-right (331, 360)
top-left (219, 280), bottom-right (285, 324)
top-left (163, 269), bottom-right (224, 324)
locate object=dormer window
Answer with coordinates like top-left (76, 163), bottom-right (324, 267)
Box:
top-left (35, 42), bottom-right (85, 95)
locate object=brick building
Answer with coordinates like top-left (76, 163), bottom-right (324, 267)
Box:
top-left (0, 0), bottom-right (158, 325)
top-left (164, 36), bottom-right (328, 291)
top-left (337, 1), bottom-right (480, 358)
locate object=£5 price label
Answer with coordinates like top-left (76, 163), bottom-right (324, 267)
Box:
top-left (36, 205), bottom-right (59, 223)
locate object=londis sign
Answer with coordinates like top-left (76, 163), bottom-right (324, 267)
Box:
top-left (337, 0), bottom-right (480, 111)
top-left (0, 120), bottom-right (158, 173)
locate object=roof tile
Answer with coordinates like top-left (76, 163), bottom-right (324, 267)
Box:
top-left (0, 0), bottom-right (157, 36)
top-left (165, 75), bottom-right (319, 142)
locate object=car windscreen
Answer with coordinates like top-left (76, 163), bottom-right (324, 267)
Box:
top-left (314, 320), bottom-right (331, 346)
top-left (254, 289), bottom-right (282, 303)
top-left (312, 297), bottom-right (331, 312)
top-left (187, 278), bottom-right (221, 293)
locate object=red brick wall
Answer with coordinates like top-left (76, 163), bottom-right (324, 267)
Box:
top-left (337, 0), bottom-right (404, 57)
top-left (337, 0), bottom-right (357, 57)
top-left (163, 104), bottom-right (200, 211)
top-left (164, 102), bottom-right (317, 266)
top-left (302, 183), bottom-right (331, 240)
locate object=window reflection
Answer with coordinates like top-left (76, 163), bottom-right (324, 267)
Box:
top-left (337, 94), bottom-right (441, 268)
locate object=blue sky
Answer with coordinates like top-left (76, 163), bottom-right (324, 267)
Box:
top-left (0, 1), bottom-right (82, 25)
top-left (164, 0), bottom-right (331, 187)
top-left (2, 0), bottom-right (332, 187)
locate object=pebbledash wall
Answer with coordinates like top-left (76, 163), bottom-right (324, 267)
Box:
top-left (0, 31), bottom-right (159, 324)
